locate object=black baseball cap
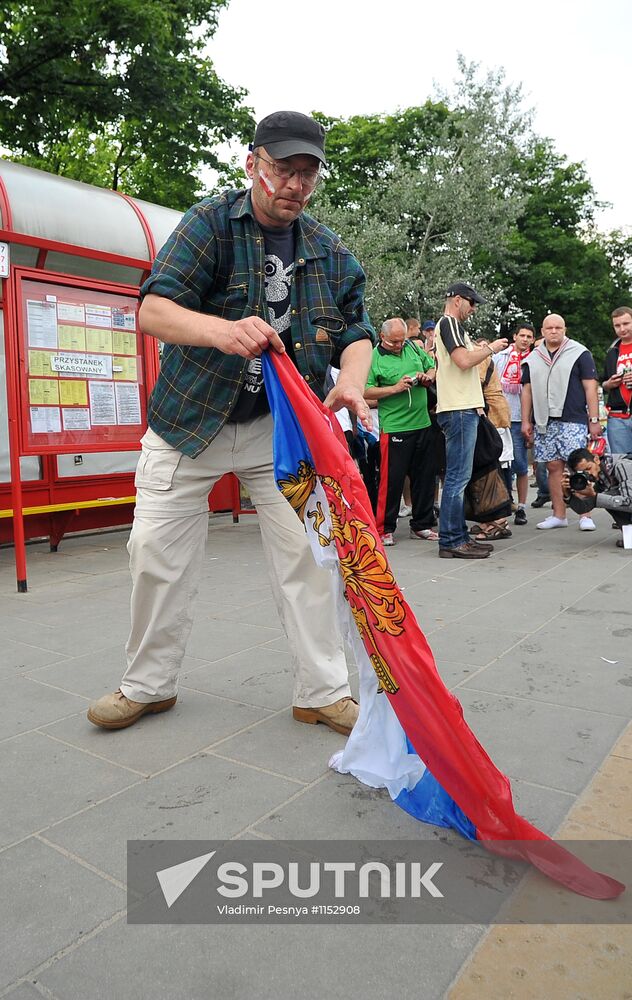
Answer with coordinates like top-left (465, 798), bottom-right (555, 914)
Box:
top-left (445, 282), bottom-right (486, 305)
top-left (252, 111), bottom-right (327, 166)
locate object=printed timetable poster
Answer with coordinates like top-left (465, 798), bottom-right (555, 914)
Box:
top-left (18, 277), bottom-right (149, 455)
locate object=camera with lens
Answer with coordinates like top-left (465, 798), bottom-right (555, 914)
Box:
top-left (568, 471), bottom-right (590, 492)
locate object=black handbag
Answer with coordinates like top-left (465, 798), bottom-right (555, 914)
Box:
top-left (464, 465), bottom-right (512, 522)
top-left (472, 414), bottom-right (503, 472)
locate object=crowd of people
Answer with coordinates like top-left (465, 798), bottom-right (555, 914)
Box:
top-left (350, 297), bottom-right (632, 558)
top-left (86, 109), bottom-right (631, 738)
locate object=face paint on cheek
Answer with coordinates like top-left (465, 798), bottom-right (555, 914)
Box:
top-left (258, 170), bottom-right (276, 197)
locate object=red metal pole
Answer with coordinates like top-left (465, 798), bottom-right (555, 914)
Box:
top-left (3, 273), bottom-right (28, 590)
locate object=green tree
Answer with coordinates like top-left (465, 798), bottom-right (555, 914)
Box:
top-left (0, 0), bottom-right (254, 208)
top-left (493, 141), bottom-right (632, 365)
top-left (313, 103), bottom-right (450, 209)
top-left (313, 59), bottom-right (530, 329)
top-left (312, 62), bottom-right (632, 349)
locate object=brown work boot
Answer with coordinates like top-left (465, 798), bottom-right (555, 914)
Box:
top-left (439, 541), bottom-right (491, 559)
top-left (469, 539), bottom-right (494, 552)
top-left (87, 689), bottom-right (177, 730)
top-left (293, 697), bottom-right (359, 736)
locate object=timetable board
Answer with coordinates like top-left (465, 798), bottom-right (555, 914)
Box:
top-left (16, 274), bottom-right (149, 455)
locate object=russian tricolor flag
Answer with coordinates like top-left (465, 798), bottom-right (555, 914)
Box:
top-left (262, 350), bottom-right (623, 900)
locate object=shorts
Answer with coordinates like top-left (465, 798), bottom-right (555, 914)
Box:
top-left (510, 421), bottom-right (528, 476)
top-left (534, 421), bottom-right (587, 463)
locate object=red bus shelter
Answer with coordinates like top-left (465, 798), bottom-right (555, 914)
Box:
top-left (0, 160), bottom-right (240, 591)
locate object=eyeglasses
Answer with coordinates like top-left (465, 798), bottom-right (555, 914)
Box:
top-left (255, 154), bottom-right (323, 190)
top-left (466, 298), bottom-right (477, 308)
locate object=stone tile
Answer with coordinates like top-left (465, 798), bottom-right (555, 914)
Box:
top-left (0, 838), bottom-right (124, 992)
top-left (0, 636), bottom-right (69, 674)
top-left (43, 690), bottom-right (271, 775)
top-left (185, 617), bottom-right (284, 662)
top-left (562, 580), bottom-right (632, 613)
top-left (24, 644), bottom-right (130, 699)
top-left (0, 674), bottom-right (87, 740)
top-left (39, 913), bottom-right (482, 1000)
top-left (455, 689), bottom-right (627, 795)
top-left (449, 924), bottom-right (631, 1000)
top-left (210, 597), bottom-right (282, 629)
top-left (426, 627), bottom-right (527, 667)
top-left (3, 586), bottom-right (130, 628)
top-left (4, 984), bottom-right (48, 999)
top-left (24, 648), bottom-right (220, 702)
top-left (254, 771), bottom-right (436, 841)
top-left (253, 765), bottom-right (575, 844)
top-left (0, 562), bottom-right (84, 594)
top-left (181, 645), bottom-right (294, 710)
top-left (612, 723), bottom-right (632, 760)
top-left (434, 659), bottom-right (484, 689)
top-left (0, 568), bottom-right (131, 606)
top-left (0, 615), bottom-right (131, 658)
top-left (533, 616), bottom-right (632, 661)
top-left (570, 756), bottom-right (632, 837)
top-left (44, 753), bottom-right (298, 882)
top-left (457, 640), bottom-right (632, 718)
top-left (261, 634), bottom-right (291, 655)
top-left (556, 817), bottom-right (623, 839)
top-left (211, 709), bottom-right (347, 783)
top-left (0, 732), bottom-right (138, 847)
top-left (509, 778), bottom-right (576, 837)
top-left (195, 577), bottom-right (272, 606)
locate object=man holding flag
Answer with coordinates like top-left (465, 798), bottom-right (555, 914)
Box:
top-left (87, 111), bottom-right (374, 736)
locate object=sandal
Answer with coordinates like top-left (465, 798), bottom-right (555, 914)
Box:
top-left (470, 524), bottom-right (513, 541)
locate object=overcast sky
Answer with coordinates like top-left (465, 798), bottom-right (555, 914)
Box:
top-left (210, 0), bottom-right (630, 231)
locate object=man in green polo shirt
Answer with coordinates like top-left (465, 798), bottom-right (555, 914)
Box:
top-left (365, 317), bottom-right (439, 546)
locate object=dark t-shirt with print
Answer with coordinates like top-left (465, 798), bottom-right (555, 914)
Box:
top-left (521, 349), bottom-right (597, 423)
top-left (228, 222), bottom-right (296, 422)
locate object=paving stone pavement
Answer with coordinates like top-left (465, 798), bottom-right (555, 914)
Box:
top-left (0, 497), bottom-right (630, 1000)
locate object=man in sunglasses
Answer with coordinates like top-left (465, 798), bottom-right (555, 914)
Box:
top-left (434, 282), bottom-right (508, 558)
top-left (87, 111), bottom-right (374, 737)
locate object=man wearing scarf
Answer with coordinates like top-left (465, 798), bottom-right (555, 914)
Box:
top-left (493, 323), bottom-right (535, 525)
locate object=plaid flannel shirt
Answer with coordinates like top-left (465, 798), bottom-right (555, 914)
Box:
top-left (142, 188), bottom-right (375, 457)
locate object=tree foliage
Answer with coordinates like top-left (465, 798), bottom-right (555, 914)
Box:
top-left (0, 0), bottom-right (254, 208)
top-left (312, 103), bottom-right (451, 209)
top-left (490, 141), bottom-right (632, 364)
top-left (311, 60), bottom-right (631, 360)
top-left (313, 59), bottom-right (530, 331)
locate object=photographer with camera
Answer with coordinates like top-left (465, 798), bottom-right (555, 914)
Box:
top-left (562, 448), bottom-right (632, 548)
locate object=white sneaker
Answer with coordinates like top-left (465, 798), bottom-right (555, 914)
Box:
top-left (536, 516), bottom-right (568, 529)
top-left (579, 515), bottom-right (596, 531)
top-left (398, 503), bottom-right (412, 518)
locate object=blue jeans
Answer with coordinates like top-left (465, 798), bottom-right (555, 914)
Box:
top-left (509, 421), bottom-right (528, 477)
top-left (607, 416), bottom-right (632, 454)
top-left (436, 409), bottom-right (479, 549)
top-left (535, 461), bottom-right (549, 497)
